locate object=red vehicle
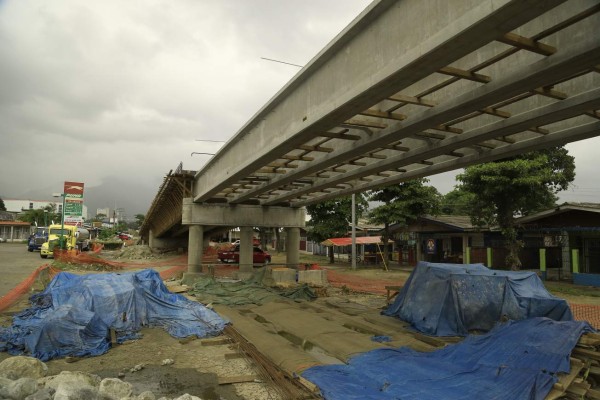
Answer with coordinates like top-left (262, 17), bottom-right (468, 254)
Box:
top-left (218, 246), bottom-right (271, 265)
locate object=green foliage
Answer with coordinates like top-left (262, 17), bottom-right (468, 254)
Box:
top-left (457, 147), bottom-right (575, 269)
top-left (306, 194), bottom-right (368, 243)
top-left (0, 198), bottom-right (6, 211)
top-left (368, 179), bottom-right (441, 261)
top-left (369, 179), bottom-right (441, 228)
top-left (18, 204), bottom-right (59, 226)
top-left (135, 214), bottom-right (145, 224)
top-left (440, 189), bottom-right (476, 215)
top-left (99, 228), bottom-right (118, 240)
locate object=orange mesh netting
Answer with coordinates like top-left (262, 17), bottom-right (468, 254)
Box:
top-left (0, 264), bottom-right (61, 313)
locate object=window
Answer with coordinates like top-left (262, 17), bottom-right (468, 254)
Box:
top-left (29, 203), bottom-right (33, 209)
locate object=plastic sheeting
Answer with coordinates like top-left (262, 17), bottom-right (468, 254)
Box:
top-left (383, 262), bottom-right (572, 336)
top-left (0, 269), bottom-right (227, 361)
top-left (303, 317), bottom-right (592, 400)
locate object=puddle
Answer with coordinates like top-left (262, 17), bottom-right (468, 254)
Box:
top-left (94, 366), bottom-right (240, 399)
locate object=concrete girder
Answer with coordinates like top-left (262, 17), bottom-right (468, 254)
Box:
top-left (193, 0), bottom-right (566, 203)
top-left (265, 87), bottom-right (600, 204)
top-left (181, 199), bottom-right (305, 228)
top-left (235, 18), bottom-right (600, 205)
top-left (294, 120), bottom-right (600, 206)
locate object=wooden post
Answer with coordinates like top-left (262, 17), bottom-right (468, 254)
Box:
top-left (486, 247), bottom-right (492, 268)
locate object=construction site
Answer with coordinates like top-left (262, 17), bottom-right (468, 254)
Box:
top-left (0, 242), bottom-right (600, 400)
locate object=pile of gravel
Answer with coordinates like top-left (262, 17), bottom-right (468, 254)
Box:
top-left (115, 245), bottom-right (160, 260)
top-left (0, 356), bottom-right (203, 400)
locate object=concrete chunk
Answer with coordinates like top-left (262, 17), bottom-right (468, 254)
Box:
top-left (298, 270), bottom-right (328, 287)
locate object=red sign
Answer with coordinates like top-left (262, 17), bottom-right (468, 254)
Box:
top-left (64, 181), bottom-right (85, 196)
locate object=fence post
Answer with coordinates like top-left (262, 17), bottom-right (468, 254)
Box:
top-left (539, 248), bottom-right (547, 280)
top-left (572, 249), bottom-right (580, 274)
top-left (465, 247), bottom-right (471, 264)
top-left (486, 247), bottom-right (492, 268)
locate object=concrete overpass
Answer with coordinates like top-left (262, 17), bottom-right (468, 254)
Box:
top-left (144, 0), bottom-right (600, 279)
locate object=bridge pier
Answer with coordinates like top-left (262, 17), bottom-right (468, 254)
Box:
top-left (183, 225), bottom-right (204, 283)
top-left (181, 199), bottom-right (306, 281)
top-left (286, 227), bottom-right (300, 267)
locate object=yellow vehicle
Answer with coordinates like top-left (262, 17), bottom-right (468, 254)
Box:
top-left (40, 224), bottom-right (90, 259)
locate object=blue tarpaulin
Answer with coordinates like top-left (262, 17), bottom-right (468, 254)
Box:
top-left (383, 262), bottom-right (572, 336)
top-left (303, 318), bottom-right (592, 400)
top-left (0, 269), bottom-right (227, 361)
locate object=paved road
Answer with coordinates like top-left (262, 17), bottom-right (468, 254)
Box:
top-left (0, 243), bottom-right (47, 298)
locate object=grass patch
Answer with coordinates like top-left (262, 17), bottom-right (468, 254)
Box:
top-left (544, 281), bottom-right (600, 298)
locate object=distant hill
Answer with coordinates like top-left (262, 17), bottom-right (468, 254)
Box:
top-left (13, 175), bottom-right (159, 220)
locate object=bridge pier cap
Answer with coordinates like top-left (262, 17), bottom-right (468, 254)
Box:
top-left (181, 199), bottom-right (306, 228)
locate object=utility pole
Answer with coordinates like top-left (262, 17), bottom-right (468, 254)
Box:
top-left (352, 193), bottom-right (356, 270)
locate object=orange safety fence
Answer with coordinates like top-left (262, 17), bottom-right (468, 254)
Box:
top-left (0, 264), bottom-right (61, 313)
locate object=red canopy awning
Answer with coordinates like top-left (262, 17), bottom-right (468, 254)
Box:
top-left (321, 236), bottom-right (386, 246)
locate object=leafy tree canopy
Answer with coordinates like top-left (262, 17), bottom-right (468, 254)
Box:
top-left (306, 194), bottom-right (368, 243)
top-left (440, 188), bottom-right (476, 216)
top-left (369, 179), bottom-right (441, 229)
top-left (368, 179), bottom-right (441, 262)
top-left (457, 147), bottom-right (575, 269)
top-left (18, 204), bottom-right (59, 226)
top-left (0, 198), bottom-right (6, 212)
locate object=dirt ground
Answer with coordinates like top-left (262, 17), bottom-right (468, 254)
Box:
top-left (1, 243), bottom-right (600, 399)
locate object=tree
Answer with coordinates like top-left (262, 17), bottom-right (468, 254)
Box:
top-left (306, 195), bottom-right (368, 263)
top-left (457, 147), bottom-right (575, 270)
top-left (440, 188), bottom-right (476, 215)
top-left (134, 214), bottom-right (145, 226)
top-left (369, 179), bottom-right (441, 263)
top-left (0, 198), bottom-right (6, 211)
top-left (18, 204), bottom-right (58, 226)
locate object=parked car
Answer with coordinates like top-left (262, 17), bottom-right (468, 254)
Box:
top-left (218, 246), bottom-right (271, 265)
top-left (231, 238), bottom-right (261, 246)
top-left (117, 232), bottom-right (133, 241)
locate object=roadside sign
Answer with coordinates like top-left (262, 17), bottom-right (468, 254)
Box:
top-left (63, 181), bottom-right (84, 218)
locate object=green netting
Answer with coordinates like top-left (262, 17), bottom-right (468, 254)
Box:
top-left (189, 268), bottom-right (316, 306)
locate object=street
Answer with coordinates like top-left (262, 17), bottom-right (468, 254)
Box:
top-left (0, 243), bottom-right (45, 298)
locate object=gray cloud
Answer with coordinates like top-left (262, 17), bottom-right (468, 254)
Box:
top-left (1, 0), bottom-right (598, 216)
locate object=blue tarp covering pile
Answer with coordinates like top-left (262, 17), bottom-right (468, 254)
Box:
top-left (303, 317), bottom-right (592, 400)
top-left (0, 269), bottom-right (227, 361)
top-left (383, 262), bottom-right (573, 336)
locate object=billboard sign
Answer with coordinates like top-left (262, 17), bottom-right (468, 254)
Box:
top-left (63, 181), bottom-right (84, 218)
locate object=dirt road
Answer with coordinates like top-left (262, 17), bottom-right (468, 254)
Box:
top-left (0, 243), bottom-right (46, 298)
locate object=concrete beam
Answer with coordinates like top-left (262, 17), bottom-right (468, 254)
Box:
top-left (267, 87), bottom-right (600, 204)
top-left (193, 0), bottom-right (565, 202)
top-left (181, 198), bottom-right (305, 228)
top-left (296, 120), bottom-right (600, 206)
top-left (257, 34), bottom-right (600, 205)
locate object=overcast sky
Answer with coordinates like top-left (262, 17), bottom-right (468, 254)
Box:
top-left (1, 0), bottom-right (599, 214)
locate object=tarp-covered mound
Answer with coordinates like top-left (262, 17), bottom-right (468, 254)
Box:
top-left (383, 262), bottom-right (572, 336)
top-left (303, 317), bottom-right (592, 400)
top-left (0, 269), bottom-right (227, 361)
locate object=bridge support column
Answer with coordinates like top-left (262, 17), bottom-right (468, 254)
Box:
top-left (183, 225), bottom-right (204, 284)
top-left (238, 226), bottom-right (254, 279)
top-left (286, 227), bottom-right (300, 267)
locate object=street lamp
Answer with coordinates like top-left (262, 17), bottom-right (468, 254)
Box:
top-left (53, 193), bottom-right (66, 249)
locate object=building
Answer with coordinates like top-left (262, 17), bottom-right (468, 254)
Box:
top-left (516, 202), bottom-right (600, 286)
top-left (4, 198), bottom-right (88, 220)
top-left (0, 211), bottom-right (32, 242)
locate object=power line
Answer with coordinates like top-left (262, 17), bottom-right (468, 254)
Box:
top-left (260, 57), bottom-right (303, 68)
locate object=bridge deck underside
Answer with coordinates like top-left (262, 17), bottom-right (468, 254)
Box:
top-left (192, 0), bottom-right (600, 208)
